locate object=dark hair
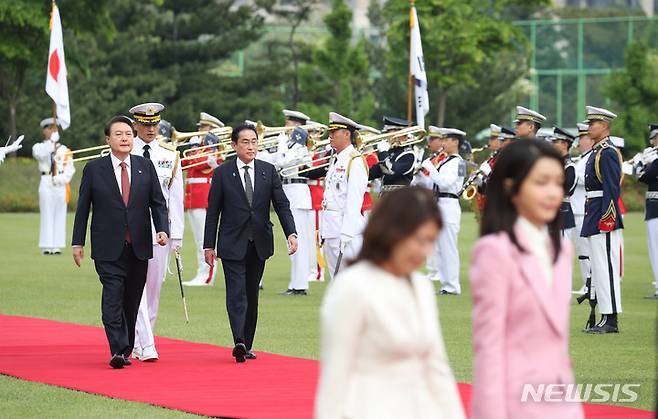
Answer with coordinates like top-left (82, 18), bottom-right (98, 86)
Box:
top-left (231, 123), bottom-right (258, 143)
top-left (352, 187), bottom-right (442, 265)
top-left (104, 115), bottom-right (136, 137)
top-left (480, 139), bottom-right (564, 261)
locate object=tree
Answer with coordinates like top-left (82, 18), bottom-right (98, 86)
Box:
top-left (603, 42), bottom-right (658, 156)
top-left (297, 0), bottom-right (376, 126)
top-left (379, 0), bottom-right (549, 126)
top-left (0, 0), bottom-right (114, 140)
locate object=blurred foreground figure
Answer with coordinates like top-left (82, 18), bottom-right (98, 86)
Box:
top-left (316, 187), bottom-right (465, 419)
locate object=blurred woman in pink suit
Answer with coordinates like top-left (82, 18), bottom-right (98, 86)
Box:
top-left (315, 187), bottom-right (465, 419)
top-left (470, 139), bottom-right (584, 419)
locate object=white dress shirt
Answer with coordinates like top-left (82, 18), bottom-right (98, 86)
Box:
top-left (517, 216), bottom-right (553, 287)
top-left (110, 153), bottom-right (131, 195)
top-left (236, 158), bottom-right (256, 191)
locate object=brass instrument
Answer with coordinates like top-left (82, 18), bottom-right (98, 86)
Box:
top-left (459, 150), bottom-right (499, 200)
top-left (469, 145), bottom-right (489, 156)
top-left (157, 126), bottom-right (233, 146)
top-left (255, 121), bottom-right (328, 141)
top-left (68, 144), bottom-right (110, 162)
top-left (623, 146), bottom-right (658, 176)
top-left (280, 153), bottom-right (334, 177)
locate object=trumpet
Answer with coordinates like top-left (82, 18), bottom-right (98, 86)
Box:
top-left (279, 153), bottom-right (334, 177)
top-left (358, 126), bottom-right (427, 150)
top-left (255, 121), bottom-right (328, 141)
top-left (182, 142), bottom-right (229, 158)
top-left (67, 144), bottom-right (110, 162)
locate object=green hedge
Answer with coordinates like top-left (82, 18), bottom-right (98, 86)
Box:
top-left (0, 157), bottom-right (650, 213)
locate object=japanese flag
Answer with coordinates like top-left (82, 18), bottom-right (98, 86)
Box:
top-left (45, 2), bottom-right (70, 129)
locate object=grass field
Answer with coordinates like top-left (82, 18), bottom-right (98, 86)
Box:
top-left (0, 212), bottom-right (656, 417)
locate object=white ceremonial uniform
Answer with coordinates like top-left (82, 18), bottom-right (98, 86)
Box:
top-left (417, 154), bottom-right (465, 294)
top-left (316, 261), bottom-right (466, 419)
top-left (572, 150), bottom-right (592, 288)
top-left (276, 136), bottom-right (314, 291)
top-left (321, 144), bottom-right (368, 279)
top-left (32, 139), bottom-right (75, 252)
top-left (132, 137), bottom-right (184, 359)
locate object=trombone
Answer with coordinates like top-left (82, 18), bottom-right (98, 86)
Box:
top-left (255, 121), bottom-right (328, 140)
top-left (67, 144), bottom-right (110, 162)
top-left (157, 126), bottom-right (233, 146)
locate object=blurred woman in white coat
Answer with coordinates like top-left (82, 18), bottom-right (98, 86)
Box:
top-left (315, 187), bottom-right (465, 419)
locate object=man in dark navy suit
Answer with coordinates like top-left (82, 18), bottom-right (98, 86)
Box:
top-left (204, 123), bottom-right (297, 363)
top-left (72, 115), bottom-right (169, 368)
top-left (580, 106), bottom-right (623, 334)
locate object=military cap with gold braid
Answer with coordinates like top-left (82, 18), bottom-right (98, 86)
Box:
top-left (129, 102), bottom-right (164, 125)
top-left (586, 105), bottom-right (617, 123)
top-left (197, 112), bottom-right (224, 128)
top-left (327, 112), bottom-right (360, 132)
top-left (514, 106), bottom-right (547, 125)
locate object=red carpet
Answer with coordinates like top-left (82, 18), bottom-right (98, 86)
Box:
top-left (0, 314), bottom-right (653, 419)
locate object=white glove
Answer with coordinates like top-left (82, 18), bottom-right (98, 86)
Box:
top-left (0, 149), bottom-right (5, 164)
top-left (340, 234), bottom-right (353, 253)
top-left (52, 174), bottom-right (67, 186)
top-left (207, 154), bottom-right (219, 169)
top-left (50, 131), bottom-right (60, 143)
top-left (421, 159), bottom-right (435, 173)
top-left (376, 140), bottom-right (390, 153)
top-left (6, 135), bottom-right (24, 153)
top-left (642, 149), bottom-right (658, 165)
top-left (479, 161), bottom-right (492, 176)
top-left (277, 132), bottom-right (289, 154)
top-left (170, 239), bottom-right (183, 251)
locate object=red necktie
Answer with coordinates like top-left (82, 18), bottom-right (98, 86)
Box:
top-left (120, 162), bottom-right (131, 243)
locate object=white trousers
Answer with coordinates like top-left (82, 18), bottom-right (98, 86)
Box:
top-left (324, 235), bottom-right (363, 281)
top-left (588, 230), bottom-right (623, 315)
top-left (38, 177), bottom-right (67, 250)
top-left (427, 222), bottom-right (461, 294)
top-left (288, 208), bottom-right (313, 290)
top-left (573, 215), bottom-right (591, 287)
top-left (647, 219), bottom-right (658, 294)
top-left (187, 208), bottom-right (216, 284)
top-left (134, 244), bottom-right (170, 352)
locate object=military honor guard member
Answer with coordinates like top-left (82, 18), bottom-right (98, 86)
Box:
top-left (580, 106), bottom-right (623, 333)
top-left (72, 115), bottom-right (169, 368)
top-left (638, 124), bottom-right (658, 299)
top-left (182, 112), bottom-right (224, 286)
top-left (129, 102), bottom-right (185, 360)
top-left (572, 123), bottom-right (594, 293)
top-left (275, 109), bottom-right (315, 295)
top-left (32, 117), bottom-right (76, 255)
top-left (551, 127), bottom-right (577, 237)
top-left (368, 116), bottom-right (416, 194)
top-left (514, 106), bottom-right (546, 139)
top-left (419, 128), bottom-right (466, 294)
top-left (321, 112), bottom-right (369, 279)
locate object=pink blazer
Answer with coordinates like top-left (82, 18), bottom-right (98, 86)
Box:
top-left (469, 225), bottom-right (584, 419)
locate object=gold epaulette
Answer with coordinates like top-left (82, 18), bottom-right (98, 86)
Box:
top-left (159, 141), bottom-right (177, 152)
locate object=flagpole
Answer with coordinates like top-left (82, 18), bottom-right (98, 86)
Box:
top-left (407, 0), bottom-right (414, 127)
top-left (50, 1), bottom-right (58, 127)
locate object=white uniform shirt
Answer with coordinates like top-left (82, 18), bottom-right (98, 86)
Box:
top-left (321, 144), bottom-right (368, 239)
top-left (571, 150), bottom-right (591, 216)
top-left (32, 139), bottom-right (75, 186)
top-left (415, 154), bottom-right (465, 225)
top-left (276, 140), bottom-right (312, 210)
top-left (132, 137), bottom-right (184, 241)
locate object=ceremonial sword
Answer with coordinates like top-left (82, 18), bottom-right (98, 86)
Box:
top-left (174, 249), bottom-right (190, 323)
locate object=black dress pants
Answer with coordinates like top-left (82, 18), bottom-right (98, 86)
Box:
top-left (221, 241), bottom-right (266, 350)
top-left (94, 243), bottom-right (148, 356)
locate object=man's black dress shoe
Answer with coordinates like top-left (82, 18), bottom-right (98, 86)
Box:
top-left (439, 290), bottom-right (458, 296)
top-left (109, 354), bottom-right (125, 369)
top-left (644, 294), bottom-right (658, 300)
top-left (123, 356), bottom-right (132, 366)
top-left (246, 351), bottom-right (257, 360)
top-left (232, 343), bottom-right (247, 363)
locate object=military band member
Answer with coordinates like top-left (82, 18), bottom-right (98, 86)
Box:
top-left (368, 116), bottom-right (416, 194)
top-left (276, 109), bottom-right (315, 295)
top-left (130, 102), bottom-right (185, 359)
top-left (182, 112), bottom-right (224, 286)
top-left (321, 112), bottom-right (368, 278)
top-left (638, 124), bottom-right (658, 299)
top-left (419, 128), bottom-right (466, 294)
top-left (32, 118), bottom-right (75, 255)
top-left (473, 126), bottom-right (514, 213)
top-left (581, 106), bottom-right (623, 333)
top-left (487, 124), bottom-right (503, 152)
top-left (514, 106), bottom-right (546, 139)
top-left (551, 127), bottom-right (577, 237)
top-left (572, 123), bottom-right (594, 294)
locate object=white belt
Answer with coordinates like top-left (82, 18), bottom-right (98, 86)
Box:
top-left (186, 178), bottom-right (211, 184)
top-left (562, 197), bottom-right (570, 203)
top-left (586, 191), bottom-right (603, 198)
top-left (647, 191), bottom-right (658, 200)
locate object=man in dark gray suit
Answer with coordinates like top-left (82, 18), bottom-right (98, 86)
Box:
top-left (204, 123), bottom-right (297, 363)
top-left (72, 115), bottom-right (169, 368)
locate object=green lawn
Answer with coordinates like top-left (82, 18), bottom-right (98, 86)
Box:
top-left (0, 212), bottom-right (655, 417)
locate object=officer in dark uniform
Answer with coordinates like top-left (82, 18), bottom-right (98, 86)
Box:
top-left (368, 116), bottom-right (416, 194)
top-left (580, 106), bottom-right (623, 334)
top-left (638, 124), bottom-right (658, 299)
top-left (551, 127), bottom-right (577, 236)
